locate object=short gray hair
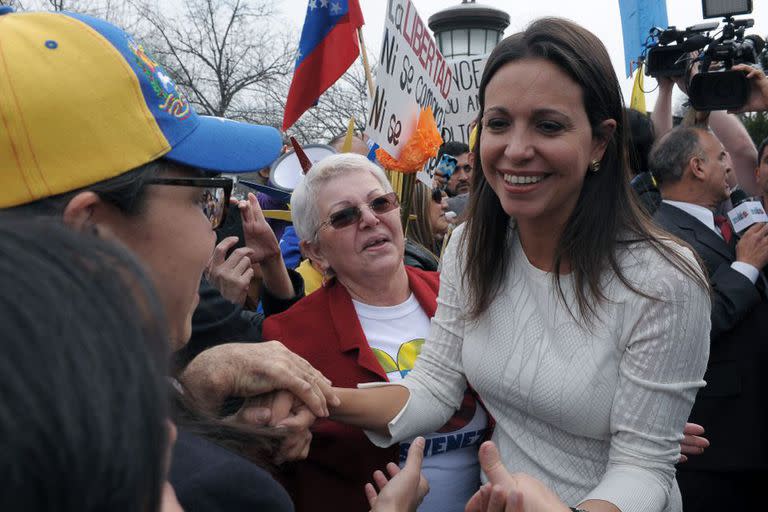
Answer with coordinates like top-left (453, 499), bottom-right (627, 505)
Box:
top-left (291, 153), bottom-right (393, 242)
top-left (649, 126), bottom-right (708, 185)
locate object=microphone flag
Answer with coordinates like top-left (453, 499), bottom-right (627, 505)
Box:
top-left (727, 190), bottom-right (768, 234)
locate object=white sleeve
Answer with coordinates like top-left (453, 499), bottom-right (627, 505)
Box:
top-left (730, 261), bottom-right (759, 284)
top-left (583, 246), bottom-right (710, 512)
top-left (365, 224), bottom-right (470, 447)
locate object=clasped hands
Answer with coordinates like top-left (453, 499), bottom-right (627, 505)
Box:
top-left (178, 341), bottom-right (339, 463)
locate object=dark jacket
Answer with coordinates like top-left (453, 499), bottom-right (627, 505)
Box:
top-left (404, 238), bottom-right (439, 271)
top-left (176, 269), bottom-right (305, 369)
top-left (654, 202), bottom-right (768, 471)
top-left (170, 429), bottom-right (293, 512)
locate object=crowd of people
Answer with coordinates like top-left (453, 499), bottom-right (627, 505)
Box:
top-left (2, 6), bottom-right (768, 512)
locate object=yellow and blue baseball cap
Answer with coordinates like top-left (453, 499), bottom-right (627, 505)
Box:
top-left (0, 8), bottom-right (282, 208)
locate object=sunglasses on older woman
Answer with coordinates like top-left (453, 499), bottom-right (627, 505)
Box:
top-left (318, 192), bottom-right (400, 232)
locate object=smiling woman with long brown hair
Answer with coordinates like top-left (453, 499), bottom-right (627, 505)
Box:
top-left (325, 17), bottom-right (711, 512)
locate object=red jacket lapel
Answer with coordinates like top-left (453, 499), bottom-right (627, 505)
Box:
top-left (327, 267), bottom-right (440, 382)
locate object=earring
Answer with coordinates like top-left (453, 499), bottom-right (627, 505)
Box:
top-left (589, 160), bottom-right (601, 173)
top-left (321, 267), bottom-right (334, 287)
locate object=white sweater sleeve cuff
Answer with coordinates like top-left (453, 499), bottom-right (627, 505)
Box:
top-left (358, 380), bottom-right (456, 448)
top-left (581, 465), bottom-right (670, 512)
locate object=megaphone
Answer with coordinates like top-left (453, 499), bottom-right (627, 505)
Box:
top-left (268, 144), bottom-right (337, 193)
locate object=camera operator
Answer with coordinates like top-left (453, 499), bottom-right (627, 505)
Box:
top-left (728, 62), bottom-right (768, 113)
top-left (649, 125), bottom-right (768, 511)
top-left (650, 67), bottom-right (759, 197)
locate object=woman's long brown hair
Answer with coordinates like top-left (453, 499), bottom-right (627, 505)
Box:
top-left (461, 17), bottom-right (708, 323)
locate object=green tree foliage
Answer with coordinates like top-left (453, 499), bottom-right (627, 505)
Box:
top-left (739, 111), bottom-right (768, 148)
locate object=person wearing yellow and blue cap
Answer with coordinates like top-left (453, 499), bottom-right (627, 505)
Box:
top-left (0, 8), bottom-right (339, 512)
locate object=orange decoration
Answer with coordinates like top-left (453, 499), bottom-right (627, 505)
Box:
top-left (376, 107), bottom-right (442, 174)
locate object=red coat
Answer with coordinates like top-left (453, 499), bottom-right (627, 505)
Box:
top-left (263, 266), bottom-right (440, 512)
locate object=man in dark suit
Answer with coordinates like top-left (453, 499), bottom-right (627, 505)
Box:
top-left (650, 125), bottom-right (768, 511)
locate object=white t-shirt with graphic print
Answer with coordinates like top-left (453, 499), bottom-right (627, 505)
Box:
top-left (353, 294), bottom-right (488, 512)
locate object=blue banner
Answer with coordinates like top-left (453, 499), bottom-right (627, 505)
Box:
top-left (619, 0), bottom-right (668, 78)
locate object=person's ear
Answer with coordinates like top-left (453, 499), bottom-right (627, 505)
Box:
top-left (300, 239), bottom-right (330, 274)
top-left (690, 155), bottom-right (707, 181)
top-left (62, 191), bottom-right (101, 232)
top-left (589, 119), bottom-right (617, 163)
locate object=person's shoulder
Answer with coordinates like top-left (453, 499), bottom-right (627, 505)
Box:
top-left (170, 430), bottom-right (293, 512)
top-left (264, 283), bottom-right (331, 328)
top-left (404, 239), bottom-right (439, 271)
top-left (616, 236), bottom-right (704, 294)
top-left (405, 264), bottom-right (440, 291)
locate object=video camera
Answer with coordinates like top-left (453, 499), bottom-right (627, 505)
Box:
top-left (644, 0), bottom-right (766, 111)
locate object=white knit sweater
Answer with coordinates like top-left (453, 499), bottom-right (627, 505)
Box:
top-left (366, 222), bottom-right (710, 512)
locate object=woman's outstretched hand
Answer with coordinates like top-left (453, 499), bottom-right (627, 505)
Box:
top-left (365, 437), bottom-right (430, 512)
top-left (465, 441), bottom-right (571, 512)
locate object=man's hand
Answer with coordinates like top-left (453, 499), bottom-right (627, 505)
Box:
top-left (237, 390), bottom-right (315, 463)
top-left (728, 64), bottom-right (768, 114)
top-left (464, 442), bottom-right (570, 512)
top-left (679, 422), bottom-right (709, 463)
top-left (179, 341), bottom-right (340, 419)
top-left (432, 171), bottom-right (448, 190)
top-left (365, 437), bottom-right (429, 512)
top-left (206, 236), bottom-right (255, 305)
top-left (735, 223), bottom-right (768, 269)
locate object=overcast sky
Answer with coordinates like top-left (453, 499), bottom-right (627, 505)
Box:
top-left (275, 0), bottom-right (768, 108)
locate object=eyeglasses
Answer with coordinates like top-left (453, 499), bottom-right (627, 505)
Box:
top-left (317, 192), bottom-right (400, 233)
top-left (431, 188), bottom-right (444, 204)
top-left (145, 177), bottom-right (233, 229)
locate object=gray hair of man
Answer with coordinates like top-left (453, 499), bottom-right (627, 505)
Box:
top-left (649, 126), bottom-right (709, 186)
top-left (291, 153), bottom-right (394, 242)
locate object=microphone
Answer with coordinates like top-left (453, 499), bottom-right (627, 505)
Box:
top-left (680, 34), bottom-right (712, 52)
top-left (744, 34), bottom-right (765, 55)
top-left (726, 189), bottom-right (768, 234)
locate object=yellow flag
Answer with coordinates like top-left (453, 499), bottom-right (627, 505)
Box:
top-left (341, 117), bottom-right (355, 153)
top-left (630, 64), bottom-right (646, 113)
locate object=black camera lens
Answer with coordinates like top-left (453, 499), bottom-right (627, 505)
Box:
top-left (646, 46), bottom-right (688, 77)
top-left (688, 70), bottom-right (750, 110)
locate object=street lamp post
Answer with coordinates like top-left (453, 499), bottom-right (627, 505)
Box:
top-left (428, 0), bottom-right (510, 59)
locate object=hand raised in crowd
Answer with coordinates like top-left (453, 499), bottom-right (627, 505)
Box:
top-left (235, 390), bottom-right (315, 463)
top-left (179, 341), bottom-right (340, 420)
top-left (679, 422), bottom-right (710, 463)
top-left (728, 64), bottom-right (768, 114)
top-left (237, 192), bottom-right (281, 264)
top-left (236, 192), bottom-right (295, 299)
top-left (365, 437), bottom-right (430, 512)
top-left (735, 222), bottom-right (768, 270)
top-left (465, 442), bottom-right (570, 512)
top-left (205, 236), bottom-right (256, 305)
top-left (432, 171), bottom-right (448, 190)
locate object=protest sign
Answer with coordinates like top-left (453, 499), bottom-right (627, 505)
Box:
top-left (365, 0), bottom-right (452, 161)
top-left (442, 55), bottom-right (487, 145)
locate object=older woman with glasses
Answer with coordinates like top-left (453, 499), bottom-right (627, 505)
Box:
top-left (262, 153), bottom-right (490, 512)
